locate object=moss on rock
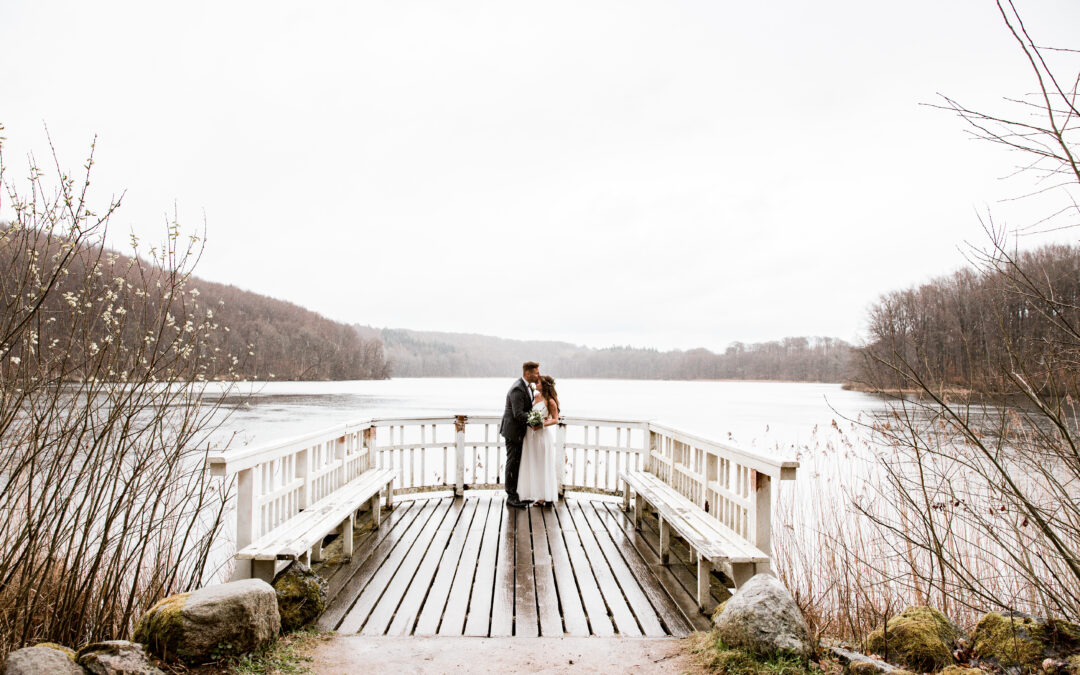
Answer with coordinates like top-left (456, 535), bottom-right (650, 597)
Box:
top-left (690, 631), bottom-right (818, 675)
top-left (938, 666), bottom-right (984, 675)
top-left (971, 612), bottom-right (1080, 670)
top-left (273, 562), bottom-right (328, 632)
top-left (865, 606), bottom-right (962, 673)
top-left (132, 592), bottom-right (190, 658)
top-left (33, 642), bottom-right (76, 660)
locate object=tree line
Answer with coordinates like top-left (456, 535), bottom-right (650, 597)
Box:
top-left (854, 243), bottom-right (1080, 394)
top-left (374, 327), bottom-right (854, 381)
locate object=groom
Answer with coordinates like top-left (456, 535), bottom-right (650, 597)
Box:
top-left (500, 361), bottom-right (540, 508)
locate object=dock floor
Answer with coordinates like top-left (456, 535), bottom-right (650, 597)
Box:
top-left (316, 491), bottom-right (722, 637)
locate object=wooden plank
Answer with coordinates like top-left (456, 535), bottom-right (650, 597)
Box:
top-left (417, 495), bottom-right (488, 636)
top-left (488, 499), bottom-right (516, 637)
top-left (575, 499), bottom-right (667, 636)
top-left (529, 507), bottom-right (563, 636)
top-left (463, 495), bottom-right (504, 636)
top-left (322, 500), bottom-right (413, 597)
top-left (384, 498), bottom-right (474, 636)
top-left (599, 501), bottom-right (710, 631)
top-left (513, 507), bottom-right (539, 637)
top-left (564, 500), bottom-right (642, 636)
top-left (540, 505), bottom-right (591, 636)
top-left (552, 501), bottom-right (615, 636)
top-left (359, 498), bottom-right (456, 635)
top-left (317, 500), bottom-right (427, 630)
top-left (334, 499), bottom-right (445, 633)
top-left (583, 500), bottom-right (692, 636)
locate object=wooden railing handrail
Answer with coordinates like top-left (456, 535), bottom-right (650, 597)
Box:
top-left (212, 411), bottom-right (800, 581)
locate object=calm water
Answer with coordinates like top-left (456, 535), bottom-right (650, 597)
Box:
top-left (211, 378), bottom-right (889, 461)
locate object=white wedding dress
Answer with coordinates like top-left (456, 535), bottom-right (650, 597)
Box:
top-left (519, 399), bottom-right (558, 503)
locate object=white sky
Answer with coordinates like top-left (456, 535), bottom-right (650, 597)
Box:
top-left (3, 1), bottom-right (1079, 351)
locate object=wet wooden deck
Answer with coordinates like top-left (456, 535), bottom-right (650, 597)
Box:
top-left (316, 491), bottom-right (721, 637)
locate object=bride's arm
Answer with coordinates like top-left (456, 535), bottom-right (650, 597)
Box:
top-left (544, 401), bottom-right (560, 426)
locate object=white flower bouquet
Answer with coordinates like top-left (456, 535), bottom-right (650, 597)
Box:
top-left (526, 408), bottom-right (544, 428)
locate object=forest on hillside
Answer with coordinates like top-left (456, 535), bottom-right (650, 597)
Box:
top-left (0, 227), bottom-right (391, 381)
top-left (855, 244), bottom-right (1080, 394)
top-left (371, 327), bottom-right (854, 381)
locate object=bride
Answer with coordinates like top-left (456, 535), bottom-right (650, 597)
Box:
top-left (520, 375), bottom-right (560, 506)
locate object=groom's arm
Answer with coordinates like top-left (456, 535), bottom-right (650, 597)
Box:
top-left (510, 387), bottom-right (529, 426)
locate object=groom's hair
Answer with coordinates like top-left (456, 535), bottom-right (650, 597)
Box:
top-left (522, 361), bottom-right (540, 373)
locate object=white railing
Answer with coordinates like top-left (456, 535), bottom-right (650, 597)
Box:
top-left (208, 414), bottom-right (798, 571)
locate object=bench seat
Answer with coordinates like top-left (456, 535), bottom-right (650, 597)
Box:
top-left (240, 467), bottom-right (397, 582)
top-left (619, 468), bottom-right (768, 612)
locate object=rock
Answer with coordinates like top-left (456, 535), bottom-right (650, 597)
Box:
top-left (827, 643), bottom-right (907, 674)
top-left (133, 579), bottom-right (280, 664)
top-left (75, 641), bottom-right (162, 675)
top-left (712, 573), bottom-right (812, 658)
top-left (865, 606), bottom-right (963, 673)
top-left (272, 561), bottom-right (328, 632)
top-left (3, 645), bottom-right (84, 674)
top-left (971, 612), bottom-right (1080, 670)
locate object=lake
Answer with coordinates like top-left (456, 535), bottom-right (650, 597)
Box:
top-left (212, 377), bottom-right (890, 462)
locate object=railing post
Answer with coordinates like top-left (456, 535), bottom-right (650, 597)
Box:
top-left (297, 448), bottom-right (310, 510)
top-left (455, 415), bottom-right (467, 496)
top-left (234, 467), bottom-right (256, 580)
top-left (753, 470), bottom-right (773, 572)
top-left (644, 426), bottom-right (656, 473)
top-left (556, 423), bottom-right (567, 497)
top-left (363, 426), bottom-right (376, 471)
top-left (336, 435), bottom-right (347, 490)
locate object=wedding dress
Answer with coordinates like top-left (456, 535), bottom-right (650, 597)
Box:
top-left (519, 399), bottom-right (558, 503)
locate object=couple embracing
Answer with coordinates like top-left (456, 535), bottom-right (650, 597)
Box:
top-left (499, 361), bottom-right (561, 509)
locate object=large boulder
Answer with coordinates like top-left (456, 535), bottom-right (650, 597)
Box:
top-left (272, 561), bottom-right (328, 632)
top-left (3, 645), bottom-right (84, 675)
top-left (712, 573), bottom-right (812, 658)
top-left (866, 606), bottom-right (963, 673)
top-left (75, 641), bottom-right (162, 675)
top-left (971, 612), bottom-right (1080, 670)
top-left (133, 579), bottom-right (280, 664)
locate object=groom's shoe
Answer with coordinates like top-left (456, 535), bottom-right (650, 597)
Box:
top-left (507, 499), bottom-right (527, 509)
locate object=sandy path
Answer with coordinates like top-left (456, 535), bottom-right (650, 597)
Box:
top-left (307, 635), bottom-right (701, 674)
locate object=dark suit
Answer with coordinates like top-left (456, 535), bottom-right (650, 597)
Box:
top-left (500, 377), bottom-right (532, 501)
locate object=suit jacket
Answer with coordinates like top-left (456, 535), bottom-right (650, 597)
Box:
top-left (499, 378), bottom-right (533, 441)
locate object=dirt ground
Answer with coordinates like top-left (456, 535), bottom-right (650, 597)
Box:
top-left (307, 635), bottom-right (704, 674)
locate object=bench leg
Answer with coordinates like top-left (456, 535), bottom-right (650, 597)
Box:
top-left (697, 556), bottom-right (713, 613)
top-left (310, 540), bottom-right (323, 563)
top-left (731, 562), bottom-right (755, 588)
top-left (659, 516), bottom-right (671, 564)
top-left (622, 482), bottom-right (630, 511)
top-left (252, 560), bottom-right (276, 584)
top-left (370, 494), bottom-right (382, 528)
top-left (385, 481), bottom-right (394, 509)
top-left (633, 494), bottom-right (643, 530)
top-left (341, 514), bottom-right (354, 559)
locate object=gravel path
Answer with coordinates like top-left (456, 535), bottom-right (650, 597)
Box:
top-left (308, 635), bottom-right (702, 674)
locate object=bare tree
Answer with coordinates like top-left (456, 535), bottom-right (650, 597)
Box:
top-left (0, 128), bottom-right (237, 656)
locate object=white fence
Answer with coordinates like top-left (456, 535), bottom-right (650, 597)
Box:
top-left (208, 414), bottom-right (798, 569)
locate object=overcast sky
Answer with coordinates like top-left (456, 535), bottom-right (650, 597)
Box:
top-left (3, 1), bottom-right (1079, 351)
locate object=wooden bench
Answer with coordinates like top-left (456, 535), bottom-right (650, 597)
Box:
top-left (240, 467), bottom-right (397, 582)
top-left (620, 468), bottom-right (769, 613)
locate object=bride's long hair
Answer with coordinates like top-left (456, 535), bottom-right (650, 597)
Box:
top-left (539, 375), bottom-right (559, 413)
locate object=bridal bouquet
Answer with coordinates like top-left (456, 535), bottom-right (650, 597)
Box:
top-left (526, 409), bottom-right (545, 428)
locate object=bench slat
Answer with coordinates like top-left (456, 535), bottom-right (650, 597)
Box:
top-left (239, 468), bottom-right (396, 561)
top-left (621, 469), bottom-right (767, 564)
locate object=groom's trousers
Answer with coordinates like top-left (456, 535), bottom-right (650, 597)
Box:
top-left (504, 434), bottom-right (524, 500)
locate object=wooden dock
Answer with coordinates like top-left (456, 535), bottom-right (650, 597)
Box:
top-left (317, 491), bottom-right (721, 637)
